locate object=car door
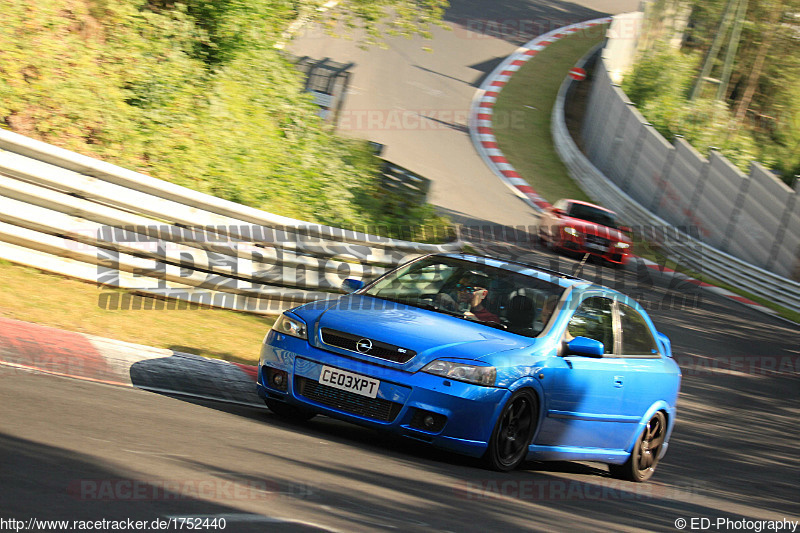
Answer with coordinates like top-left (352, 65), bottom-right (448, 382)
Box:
top-left (613, 302), bottom-right (676, 427)
top-left (537, 295), bottom-right (633, 451)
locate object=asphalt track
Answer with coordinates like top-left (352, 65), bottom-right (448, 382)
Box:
top-left (1, 0), bottom-right (799, 531)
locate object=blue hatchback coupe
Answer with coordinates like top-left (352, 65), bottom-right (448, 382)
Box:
top-left (257, 254), bottom-right (681, 481)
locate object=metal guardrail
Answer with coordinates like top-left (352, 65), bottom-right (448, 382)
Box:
top-left (551, 49), bottom-right (800, 314)
top-left (0, 128), bottom-right (462, 314)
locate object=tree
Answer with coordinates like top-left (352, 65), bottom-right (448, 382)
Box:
top-left (632, 0), bottom-right (800, 183)
top-left (298, 0), bottom-right (450, 48)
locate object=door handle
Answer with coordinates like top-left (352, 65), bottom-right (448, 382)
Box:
top-left (614, 376), bottom-right (624, 388)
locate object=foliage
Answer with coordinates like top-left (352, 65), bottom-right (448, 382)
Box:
top-left (304, 0), bottom-right (450, 49)
top-left (623, 45), bottom-right (760, 173)
top-left (0, 0), bottom-right (450, 238)
top-left (626, 0), bottom-right (800, 184)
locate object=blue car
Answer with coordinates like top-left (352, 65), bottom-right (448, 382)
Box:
top-left (257, 254), bottom-right (681, 481)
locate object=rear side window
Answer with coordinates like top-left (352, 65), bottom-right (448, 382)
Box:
top-left (618, 304), bottom-right (660, 357)
top-left (567, 297), bottom-right (614, 354)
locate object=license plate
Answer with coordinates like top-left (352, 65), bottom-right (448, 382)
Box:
top-left (319, 366), bottom-right (380, 398)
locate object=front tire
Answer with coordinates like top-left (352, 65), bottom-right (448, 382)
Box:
top-left (265, 399), bottom-right (316, 422)
top-left (609, 411), bottom-right (667, 482)
top-left (483, 389), bottom-right (539, 471)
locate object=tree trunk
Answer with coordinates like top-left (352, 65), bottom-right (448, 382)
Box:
top-left (734, 1), bottom-right (784, 123)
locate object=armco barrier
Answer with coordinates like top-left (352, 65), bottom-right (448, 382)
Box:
top-left (551, 47), bottom-right (800, 314)
top-left (0, 128), bottom-right (462, 314)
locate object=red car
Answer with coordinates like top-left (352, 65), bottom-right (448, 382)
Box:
top-left (538, 199), bottom-right (633, 266)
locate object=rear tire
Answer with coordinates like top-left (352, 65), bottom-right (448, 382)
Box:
top-left (609, 411), bottom-right (666, 482)
top-left (265, 399), bottom-right (316, 422)
top-left (483, 389), bottom-right (539, 471)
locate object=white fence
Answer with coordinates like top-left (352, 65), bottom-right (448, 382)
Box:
top-left (0, 128), bottom-right (462, 314)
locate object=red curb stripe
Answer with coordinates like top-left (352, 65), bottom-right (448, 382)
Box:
top-left (524, 49), bottom-right (538, 56)
top-left (501, 70), bottom-right (515, 77)
top-left (539, 40), bottom-right (552, 46)
top-left (490, 80), bottom-right (506, 87)
top-left (484, 91), bottom-right (499, 98)
top-left (231, 362), bottom-right (258, 380)
top-left (0, 316), bottom-right (118, 384)
top-left (728, 295), bottom-right (761, 306)
top-left (490, 156), bottom-right (508, 163)
top-left (686, 278), bottom-right (714, 288)
top-left (477, 114), bottom-right (492, 121)
top-left (482, 141), bottom-right (498, 149)
top-left (477, 126), bottom-right (493, 134)
top-left (0, 360), bottom-right (128, 387)
top-left (501, 170), bottom-right (522, 178)
top-left (479, 101), bottom-right (494, 108)
top-left (516, 185), bottom-right (537, 194)
top-left (510, 59), bottom-right (527, 66)
top-left (554, 33), bottom-right (565, 38)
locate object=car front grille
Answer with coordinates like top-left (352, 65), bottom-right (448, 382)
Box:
top-left (584, 234), bottom-right (611, 247)
top-left (320, 328), bottom-right (416, 363)
top-left (295, 376), bottom-right (404, 422)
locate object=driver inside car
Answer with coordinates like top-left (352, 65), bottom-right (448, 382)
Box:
top-left (435, 273), bottom-right (499, 324)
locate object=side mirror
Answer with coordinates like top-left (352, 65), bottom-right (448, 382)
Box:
top-left (552, 207), bottom-right (565, 216)
top-left (341, 278), bottom-right (365, 293)
top-left (566, 336), bottom-right (604, 357)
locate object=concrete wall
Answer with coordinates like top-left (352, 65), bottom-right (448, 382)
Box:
top-left (581, 47), bottom-right (800, 280)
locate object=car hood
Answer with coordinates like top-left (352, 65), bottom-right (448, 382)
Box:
top-left (299, 294), bottom-right (533, 372)
top-left (563, 217), bottom-right (630, 242)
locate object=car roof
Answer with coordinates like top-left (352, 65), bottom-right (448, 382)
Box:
top-left (439, 253), bottom-right (591, 290)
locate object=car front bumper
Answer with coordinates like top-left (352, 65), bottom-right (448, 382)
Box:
top-left (555, 234), bottom-right (630, 265)
top-left (257, 331), bottom-right (511, 457)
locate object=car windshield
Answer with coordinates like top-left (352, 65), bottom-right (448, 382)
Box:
top-left (362, 256), bottom-right (566, 337)
top-left (567, 202), bottom-right (617, 229)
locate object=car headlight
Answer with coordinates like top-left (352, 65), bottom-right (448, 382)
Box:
top-left (421, 360), bottom-right (496, 386)
top-left (563, 227), bottom-right (579, 237)
top-left (614, 242), bottom-right (630, 249)
top-left (272, 313), bottom-right (308, 340)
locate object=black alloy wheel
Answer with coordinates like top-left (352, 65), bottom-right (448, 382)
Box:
top-left (610, 411), bottom-right (667, 482)
top-left (484, 389), bottom-right (539, 471)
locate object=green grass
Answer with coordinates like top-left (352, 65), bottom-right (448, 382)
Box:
top-left (492, 28), bottom-right (799, 324)
top-left (491, 30), bottom-right (605, 203)
top-left (0, 260), bottom-right (273, 364)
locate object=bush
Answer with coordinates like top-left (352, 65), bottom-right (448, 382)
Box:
top-left (0, 0), bottom-right (450, 239)
top-left (622, 43), bottom-right (789, 178)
